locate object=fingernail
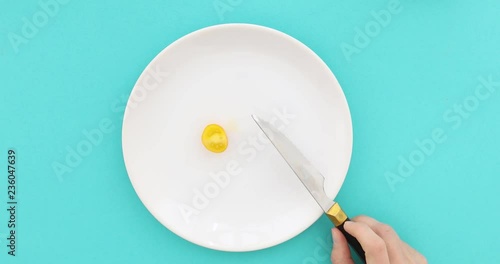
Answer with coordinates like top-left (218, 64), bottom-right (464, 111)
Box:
top-left (331, 228), bottom-right (339, 242)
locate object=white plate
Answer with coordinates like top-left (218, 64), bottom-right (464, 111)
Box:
top-left (122, 24), bottom-right (352, 252)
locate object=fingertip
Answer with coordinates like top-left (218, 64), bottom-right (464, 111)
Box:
top-left (332, 228), bottom-right (348, 246)
top-left (331, 228), bottom-right (354, 263)
top-left (332, 228), bottom-right (340, 243)
top-left (343, 221), bottom-right (353, 230)
top-left (342, 221), bottom-right (365, 238)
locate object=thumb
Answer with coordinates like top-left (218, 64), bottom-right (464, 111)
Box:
top-left (331, 228), bottom-right (354, 264)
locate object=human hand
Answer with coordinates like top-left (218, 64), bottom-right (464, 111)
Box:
top-left (331, 216), bottom-right (427, 264)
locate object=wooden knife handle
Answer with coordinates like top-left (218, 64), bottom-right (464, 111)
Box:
top-left (326, 203), bottom-right (366, 263)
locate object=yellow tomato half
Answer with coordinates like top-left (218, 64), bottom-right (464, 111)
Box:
top-left (201, 124), bottom-right (228, 153)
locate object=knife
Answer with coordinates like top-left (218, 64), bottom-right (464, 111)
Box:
top-left (252, 115), bottom-right (366, 263)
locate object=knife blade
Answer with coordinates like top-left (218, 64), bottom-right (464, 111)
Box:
top-left (252, 114), bottom-right (366, 263)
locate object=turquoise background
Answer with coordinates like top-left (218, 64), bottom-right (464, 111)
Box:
top-left (1, 0), bottom-right (499, 263)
